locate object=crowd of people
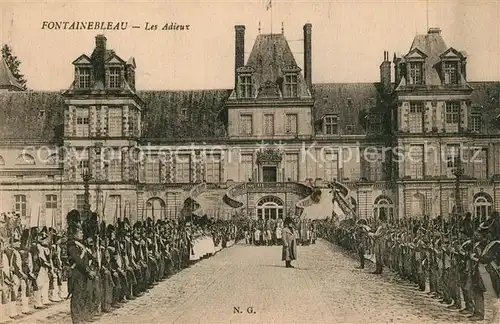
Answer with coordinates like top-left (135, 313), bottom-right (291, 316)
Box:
top-left (317, 212), bottom-right (500, 322)
top-left (0, 210), bottom-right (240, 324)
top-left (242, 218), bottom-right (317, 246)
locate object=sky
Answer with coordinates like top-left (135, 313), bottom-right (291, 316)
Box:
top-left (0, 0), bottom-right (499, 91)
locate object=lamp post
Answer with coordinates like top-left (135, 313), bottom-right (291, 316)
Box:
top-left (82, 167), bottom-right (92, 222)
top-left (453, 153), bottom-right (464, 222)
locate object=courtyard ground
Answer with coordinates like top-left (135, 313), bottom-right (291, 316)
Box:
top-left (14, 239), bottom-right (495, 323)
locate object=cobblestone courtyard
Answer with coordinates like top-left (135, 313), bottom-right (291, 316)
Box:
top-left (18, 239), bottom-right (494, 324)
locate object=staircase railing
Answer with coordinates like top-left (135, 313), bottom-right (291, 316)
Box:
top-left (188, 182), bottom-right (207, 215)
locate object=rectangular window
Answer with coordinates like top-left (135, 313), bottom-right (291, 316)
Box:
top-left (108, 107), bottom-right (123, 137)
top-left (108, 151), bottom-right (122, 182)
top-left (78, 158), bottom-right (89, 178)
top-left (445, 102), bottom-right (460, 132)
top-left (76, 194), bottom-right (86, 212)
top-left (285, 154), bottom-right (299, 181)
top-left (444, 61), bottom-right (458, 85)
top-left (322, 152), bottom-right (338, 181)
top-left (471, 114), bottom-right (482, 133)
top-left (108, 195), bottom-right (122, 221)
top-left (45, 194), bottom-right (57, 209)
top-left (146, 156), bottom-right (161, 183)
top-left (285, 114), bottom-right (298, 134)
top-left (78, 68), bottom-right (90, 88)
top-left (408, 145), bottom-right (424, 179)
top-left (175, 155), bottom-right (191, 183)
top-left (165, 192), bottom-right (181, 219)
top-left (108, 67), bottom-right (121, 88)
top-left (408, 62), bottom-right (423, 85)
top-left (284, 74), bottom-right (298, 97)
top-left (364, 152), bottom-right (383, 181)
top-left (239, 75), bottom-right (253, 98)
top-left (76, 109), bottom-right (90, 137)
top-left (263, 114), bottom-right (274, 136)
top-left (409, 102), bottom-right (424, 133)
top-left (240, 114), bottom-right (253, 135)
top-left (471, 148), bottom-right (487, 180)
top-left (446, 144), bottom-right (460, 177)
top-left (205, 154), bottom-right (221, 183)
top-left (367, 114), bottom-right (383, 133)
top-left (240, 154), bottom-right (253, 182)
top-left (324, 115), bottom-right (338, 135)
top-left (14, 195), bottom-right (27, 218)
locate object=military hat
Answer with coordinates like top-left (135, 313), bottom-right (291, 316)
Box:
top-left (106, 224), bottom-right (115, 237)
top-left (66, 209), bottom-right (82, 229)
top-left (133, 221), bottom-right (142, 230)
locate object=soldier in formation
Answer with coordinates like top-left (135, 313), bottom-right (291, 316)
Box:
top-left (318, 211), bottom-right (500, 322)
top-left (0, 209), bottom-right (239, 324)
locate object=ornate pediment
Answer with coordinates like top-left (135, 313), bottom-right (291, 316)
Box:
top-left (404, 48), bottom-right (427, 60)
top-left (281, 64), bottom-right (301, 73)
top-left (257, 148), bottom-right (282, 164)
top-left (106, 54), bottom-right (125, 64)
top-left (439, 47), bottom-right (464, 60)
top-left (236, 65), bottom-right (255, 73)
top-left (72, 54), bottom-right (92, 65)
top-left (256, 81), bottom-right (281, 99)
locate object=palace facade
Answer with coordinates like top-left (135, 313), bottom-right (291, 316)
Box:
top-left (1, 24), bottom-right (500, 228)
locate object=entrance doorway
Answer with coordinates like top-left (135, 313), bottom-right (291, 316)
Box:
top-left (256, 196), bottom-right (284, 221)
top-left (262, 166), bottom-right (277, 182)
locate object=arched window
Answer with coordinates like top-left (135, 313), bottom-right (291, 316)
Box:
top-left (474, 192), bottom-right (493, 221)
top-left (373, 195), bottom-right (394, 221)
top-left (0, 155), bottom-right (4, 165)
top-left (45, 153), bottom-right (58, 165)
top-left (16, 154), bottom-right (35, 165)
top-left (411, 193), bottom-right (426, 218)
top-left (256, 196), bottom-right (284, 221)
top-left (145, 197), bottom-right (166, 220)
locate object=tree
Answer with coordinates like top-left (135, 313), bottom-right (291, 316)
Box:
top-left (1, 44), bottom-right (27, 90)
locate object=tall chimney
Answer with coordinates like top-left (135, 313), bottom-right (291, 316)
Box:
top-left (303, 23), bottom-right (312, 92)
top-left (92, 34), bottom-right (107, 85)
top-left (380, 51), bottom-right (391, 93)
top-left (235, 25), bottom-right (245, 88)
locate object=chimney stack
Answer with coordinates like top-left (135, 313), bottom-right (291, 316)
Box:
top-left (92, 34), bottom-right (107, 85)
top-left (235, 25), bottom-right (245, 88)
top-left (380, 51), bottom-right (391, 93)
top-left (303, 23), bottom-right (312, 92)
top-left (428, 27), bottom-right (441, 35)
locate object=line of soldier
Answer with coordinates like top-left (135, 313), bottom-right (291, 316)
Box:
top-left (66, 210), bottom-right (240, 324)
top-left (243, 218), bottom-right (317, 246)
top-left (1, 212), bottom-right (66, 322)
top-left (317, 212), bottom-right (500, 322)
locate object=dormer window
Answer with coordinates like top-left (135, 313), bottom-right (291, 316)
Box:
top-left (284, 74), bottom-right (298, 97)
top-left (324, 115), bottom-right (338, 135)
top-left (444, 61), bottom-right (459, 85)
top-left (408, 62), bottom-right (423, 85)
top-left (239, 75), bottom-right (253, 98)
top-left (108, 67), bottom-right (121, 88)
top-left (78, 67), bottom-right (91, 88)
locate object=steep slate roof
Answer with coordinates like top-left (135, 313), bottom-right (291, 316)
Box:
top-left (242, 34), bottom-right (310, 98)
top-left (138, 89), bottom-right (231, 142)
top-left (469, 81), bottom-right (500, 134)
top-left (312, 83), bottom-right (379, 135)
top-left (0, 92), bottom-right (65, 141)
top-left (1, 82), bottom-right (499, 142)
top-left (0, 56), bottom-right (23, 91)
top-left (409, 31), bottom-right (448, 86)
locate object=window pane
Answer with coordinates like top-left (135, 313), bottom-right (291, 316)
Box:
top-left (286, 114), bottom-right (297, 134)
top-left (264, 114), bottom-right (274, 135)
